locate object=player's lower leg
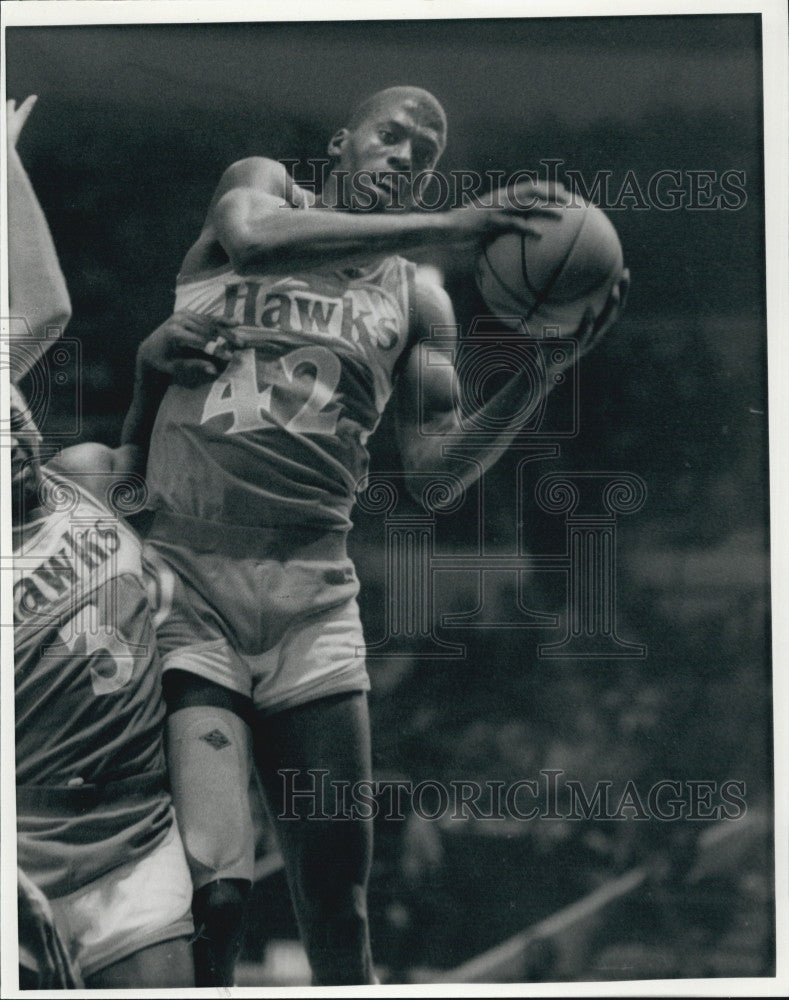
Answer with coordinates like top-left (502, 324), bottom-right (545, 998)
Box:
top-left (163, 671), bottom-right (256, 987)
top-left (254, 690), bottom-right (376, 985)
top-left (191, 878), bottom-right (251, 987)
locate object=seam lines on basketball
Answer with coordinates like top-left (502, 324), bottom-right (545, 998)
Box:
top-left (522, 207), bottom-right (591, 320)
top-left (481, 241), bottom-right (531, 313)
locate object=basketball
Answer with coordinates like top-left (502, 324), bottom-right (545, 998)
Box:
top-left (475, 190), bottom-right (624, 334)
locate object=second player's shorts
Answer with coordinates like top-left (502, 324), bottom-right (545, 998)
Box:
top-left (47, 818), bottom-right (193, 980)
top-left (142, 510), bottom-right (370, 715)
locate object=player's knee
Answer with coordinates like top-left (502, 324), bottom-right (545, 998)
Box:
top-left (192, 878), bottom-right (250, 938)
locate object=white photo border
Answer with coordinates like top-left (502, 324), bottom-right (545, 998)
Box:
top-left (1, 2), bottom-right (786, 997)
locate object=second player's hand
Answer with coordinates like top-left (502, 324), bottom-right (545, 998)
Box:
top-left (138, 311), bottom-right (240, 386)
top-left (7, 95), bottom-right (38, 149)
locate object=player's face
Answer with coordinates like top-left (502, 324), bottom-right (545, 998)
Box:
top-left (9, 386), bottom-right (43, 524)
top-left (330, 98), bottom-right (445, 211)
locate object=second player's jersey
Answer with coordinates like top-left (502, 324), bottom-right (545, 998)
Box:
top-left (14, 472), bottom-right (170, 896)
top-left (145, 253), bottom-right (417, 529)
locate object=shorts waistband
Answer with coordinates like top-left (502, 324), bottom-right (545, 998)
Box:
top-left (17, 771), bottom-right (168, 810)
top-left (148, 509), bottom-right (349, 561)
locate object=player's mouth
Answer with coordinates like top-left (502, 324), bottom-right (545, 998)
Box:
top-left (373, 175), bottom-right (395, 195)
top-left (371, 173), bottom-right (412, 209)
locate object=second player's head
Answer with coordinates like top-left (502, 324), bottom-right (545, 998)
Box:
top-left (326, 86), bottom-right (447, 212)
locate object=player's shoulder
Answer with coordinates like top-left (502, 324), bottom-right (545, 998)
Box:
top-left (220, 157), bottom-right (287, 193)
top-left (412, 264), bottom-right (455, 337)
top-left (44, 443), bottom-right (142, 508)
top-left (46, 442), bottom-right (116, 478)
top-left (216, 157), bottom-right (314, 206)
top-left (413, 263), bottom-right (448, 295)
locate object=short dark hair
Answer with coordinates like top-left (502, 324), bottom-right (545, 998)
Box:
top-left (347, 87), bottom-right (448, 147)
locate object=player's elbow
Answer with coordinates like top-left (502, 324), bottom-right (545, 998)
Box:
top-left (220, 220), bottom-right (287, 276)
top-left (215, 215), bottom-right (267, 272)
top-left (224, 231), bottom-right (266, 273)
top-left (399, 431), bottom-right (477, 508)
top-left (401, 460), bottom-right (471, 510)
top-left (45, 268), bottom-right (73, 332)
top-left (214, 189), bottom-right (289, 274)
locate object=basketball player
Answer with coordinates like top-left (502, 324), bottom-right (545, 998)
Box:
top-left (10, 315), bottom-right (239, 989)
top-left (143, 87), bottom-right (628, 985)
top-left (7, 96), bottom-right (236, 988)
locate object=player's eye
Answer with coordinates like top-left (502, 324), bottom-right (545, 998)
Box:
top-left (378, 129), bottom-right (397, 144)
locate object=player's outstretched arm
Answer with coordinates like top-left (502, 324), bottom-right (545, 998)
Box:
top-left (49, 312), bottom-right (235, 493)
top-left (394, 271), bottom-right (629, 502)
top-left (6, 96), bottom-right (72, 377)
top-left (213, 176), bottom-right (567, 276)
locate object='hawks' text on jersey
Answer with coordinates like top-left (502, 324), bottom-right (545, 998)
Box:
top-left (14, 474), bottom-right (170, 896)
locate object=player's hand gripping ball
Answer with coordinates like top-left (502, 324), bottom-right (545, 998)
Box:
top-left (476, 183), bottom-right (625, 345)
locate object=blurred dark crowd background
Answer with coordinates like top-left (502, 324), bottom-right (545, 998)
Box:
top-left (6, 13), bottom-right (773, 983)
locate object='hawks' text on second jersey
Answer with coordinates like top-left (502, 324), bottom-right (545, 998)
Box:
top-left (145, 254), bottom-right (416, 529)
top-left (14, 473), bottom-right (170, 896)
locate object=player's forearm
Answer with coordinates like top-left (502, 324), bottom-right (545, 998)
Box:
top-left (402, 361), bottom-right (565, 498)
top-left (229, 208), bottom-right (466, 274)
top-left (403, 419), bottom-right (519, 500)
top-left (7, 146), bottom-right (72, 370)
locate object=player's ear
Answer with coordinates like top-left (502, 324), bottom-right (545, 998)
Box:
top-left (327, 128), bottom-right (349, 158)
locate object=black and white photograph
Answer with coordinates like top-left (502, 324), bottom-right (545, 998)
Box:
top-left (1, 0), bottom-right (787, 994)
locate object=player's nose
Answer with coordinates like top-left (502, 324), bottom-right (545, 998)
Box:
top-left (387, 139), bottom-right (413, 171)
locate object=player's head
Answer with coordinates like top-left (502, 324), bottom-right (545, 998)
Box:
top-left (9, 383), bottom-right (44, 525)
top-left (327, 87), bottom-right (447, 211)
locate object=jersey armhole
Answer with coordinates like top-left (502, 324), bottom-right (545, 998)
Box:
top-left (175, 262), bottom-right (235, 287)
top-left (392, 260), bottom-right (419, 382)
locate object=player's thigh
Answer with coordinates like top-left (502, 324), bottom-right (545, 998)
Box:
top-left (254, 690), bottom-right (372, 795)
top-left (253, 691), bottom-right (374, 886)
top-left (165, 676), bottom-right (256, 888)
top-left (84, 937), bottom-right (194, 989)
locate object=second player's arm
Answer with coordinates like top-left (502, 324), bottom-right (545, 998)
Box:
top-left (7, 98), bottom-right (72, 376)
top-left (49, 312), bottom-right (233, 491)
